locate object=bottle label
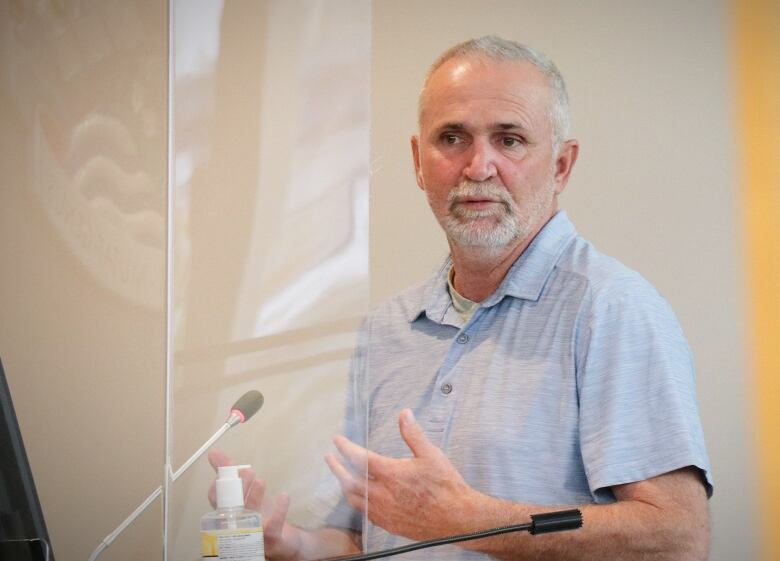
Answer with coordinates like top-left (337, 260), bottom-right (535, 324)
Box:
top-left (201, 528), bottom-right (265, 560)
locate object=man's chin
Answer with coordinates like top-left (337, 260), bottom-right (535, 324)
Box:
top-left (446, 225), bottom-right (520, 249)
top-left (451, 240), bottom-right (511, 251)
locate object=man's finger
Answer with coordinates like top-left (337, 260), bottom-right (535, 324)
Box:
top-left (344, 490), bottom-right (368, 513)
top-left (325, 453), bottom-right (366, 498)
top-left (239, 466), bottom-right (257, 494)
top-left (207, 482), bottom-right (217, 509)
top-left (332, 436), bottom-right (369, 472)
top-left (265, 492), bottom-right (290, 540)
top-left (398, 409), bottom-right (437, 458)
top-left (244, 477), bottom-right (266, 512)
top-left (332, 435), bottom-right (387, 477)
top-left (207, 449), bottom-right (234, 471)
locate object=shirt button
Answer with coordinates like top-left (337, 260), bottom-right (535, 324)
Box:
top-left (441, 383), bottom-right (453, 395)
top-left (456, 333), bottom-right (469, 344)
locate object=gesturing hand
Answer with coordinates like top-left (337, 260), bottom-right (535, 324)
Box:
top-left (324, 409), bottom-right (481, 541)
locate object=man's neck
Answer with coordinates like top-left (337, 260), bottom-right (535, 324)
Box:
top-left (449, 214), bottom-right (553, 302)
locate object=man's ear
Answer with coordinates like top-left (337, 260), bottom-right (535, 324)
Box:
top-left (411, 135), bottom-right (425, 189)
top-left (553, 139), bottom-right (579, 196)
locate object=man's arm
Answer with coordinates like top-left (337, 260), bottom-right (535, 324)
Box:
top-left (326, 410), bottom-right (710, 561)
top-left (457, 468), bottom-right (709, 561)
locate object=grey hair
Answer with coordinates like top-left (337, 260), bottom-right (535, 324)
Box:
top-left (419, 35), bottom-right (571, 150)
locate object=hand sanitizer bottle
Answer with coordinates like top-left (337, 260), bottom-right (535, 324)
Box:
top-left (201, 464), bottom-right (264, 560)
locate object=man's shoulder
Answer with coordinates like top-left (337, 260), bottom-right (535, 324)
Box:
top-left (554, 235), bottom-right (667, 307)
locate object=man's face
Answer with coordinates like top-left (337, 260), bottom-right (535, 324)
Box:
top-left (412, 57), bottom-right (574, 251)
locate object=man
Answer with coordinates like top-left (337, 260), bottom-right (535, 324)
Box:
top-left (210, 35), bottom-right (712, 560)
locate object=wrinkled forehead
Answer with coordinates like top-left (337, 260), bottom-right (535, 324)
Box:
top-left (418, 56), bottom-right (555, 130)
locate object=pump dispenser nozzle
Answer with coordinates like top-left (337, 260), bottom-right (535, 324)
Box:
top-left (216, 464), bottom-right (251, 509)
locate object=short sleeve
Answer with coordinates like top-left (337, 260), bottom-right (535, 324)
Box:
top-left (576, 274), bottom-right (713, 502)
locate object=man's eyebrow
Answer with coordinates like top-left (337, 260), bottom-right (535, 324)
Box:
top-left (495, 122), bottom-right (527, 131)
top-left (432, 122), bottom-right (529, 133)
top-left (436, 122), bottom-right (465, 131)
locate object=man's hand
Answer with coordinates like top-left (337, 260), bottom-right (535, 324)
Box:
top-left (325, 409), bottom-right (482, 541)
top-left (207, 450), bottom-right (303, 560)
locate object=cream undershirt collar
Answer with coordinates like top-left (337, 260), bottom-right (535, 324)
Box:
top-left (447, 267), bottom-right (480, 322)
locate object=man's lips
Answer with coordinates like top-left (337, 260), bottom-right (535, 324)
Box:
top-left (453, 198), bottom-right (503, 210)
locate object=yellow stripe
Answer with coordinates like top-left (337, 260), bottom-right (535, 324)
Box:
top-left (733, 1), bottom-right (780, 559)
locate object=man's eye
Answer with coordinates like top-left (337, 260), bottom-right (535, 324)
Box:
top-left (501, 136), bottom-right (522, 147)
top-left (441, 134), bottom-right (461, 145)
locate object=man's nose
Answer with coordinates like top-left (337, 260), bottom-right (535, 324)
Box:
top-left (463, 139), bottom-right (498, 182)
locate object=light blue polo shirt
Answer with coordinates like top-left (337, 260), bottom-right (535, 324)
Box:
top-left (324, 211), bottom-right (712, 558)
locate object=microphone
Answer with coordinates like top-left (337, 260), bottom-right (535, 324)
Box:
top-left (313, 509), bottom-right (583, 561)
top-left (226, 390), bottom-right (264, 427)
top-left (87, 390), bottom-right (264, 561)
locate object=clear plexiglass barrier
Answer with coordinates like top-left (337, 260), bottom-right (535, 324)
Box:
top-left (168, 1), bottom-right (370, 560)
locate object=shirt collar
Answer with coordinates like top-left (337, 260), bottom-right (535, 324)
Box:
top-left (409, 210), bottom-right (577, 324)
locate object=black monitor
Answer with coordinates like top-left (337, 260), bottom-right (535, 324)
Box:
top-left (0, 357), bottom-right (55, 561)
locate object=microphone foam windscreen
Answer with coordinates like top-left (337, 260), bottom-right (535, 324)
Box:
top-left (231, 390), bottom-right (264, 422)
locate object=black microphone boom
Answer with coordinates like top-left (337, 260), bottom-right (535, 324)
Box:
top-left (313, 509), bottom-right (582, 561)
top-left (530, 509), bottom-right (583, 534)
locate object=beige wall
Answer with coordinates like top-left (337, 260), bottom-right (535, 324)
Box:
top-left (371, 1), bottom-right (753, 560)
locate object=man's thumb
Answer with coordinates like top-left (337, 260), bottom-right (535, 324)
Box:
top-left (399, 409), bottom-right (435, 458)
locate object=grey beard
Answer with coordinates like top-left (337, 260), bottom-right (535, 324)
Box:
top-left (444, 182), bottom-right (521, 248)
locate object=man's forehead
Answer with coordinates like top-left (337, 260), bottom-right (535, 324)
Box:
top-left (420, 57), bottom-right (551, 130)
top-left (428, 56), bottom-right (548, 92)
top-left (420, 56), bottom-right (552, 122)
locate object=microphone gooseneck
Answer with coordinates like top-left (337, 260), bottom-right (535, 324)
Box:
top-left (87, 390), bottom-right (264, 561)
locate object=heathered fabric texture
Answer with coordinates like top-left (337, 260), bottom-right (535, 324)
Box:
top-left (323, 211), bottom-right (712, 559)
